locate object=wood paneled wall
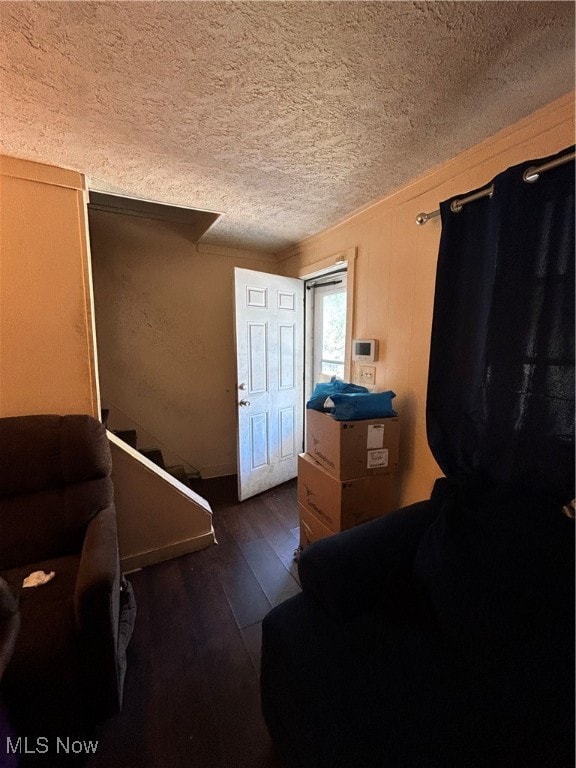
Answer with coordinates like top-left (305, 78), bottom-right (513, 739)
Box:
top-left (0, 155), bottom-right (99, 417)
top-left (279, 93), bottom-right (575, 508)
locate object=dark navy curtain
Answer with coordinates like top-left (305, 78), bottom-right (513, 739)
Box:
top-left (427, 146), bottom-right (575, 502)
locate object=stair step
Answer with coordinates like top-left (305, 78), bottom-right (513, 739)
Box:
top-left (140, 448), bottom-right (165, 469)
top-left (114, 429), bottom-right (138, 449)
top-left (165, 464), bottom-right (191, 487)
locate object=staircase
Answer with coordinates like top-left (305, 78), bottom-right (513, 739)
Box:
top-left (101, 409), bottom-right (200, 488)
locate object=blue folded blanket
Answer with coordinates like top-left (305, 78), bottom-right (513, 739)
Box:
top-left (329, 391), bottom-right (397, 421)
top-left (306, 378), bottom-right (369, 412)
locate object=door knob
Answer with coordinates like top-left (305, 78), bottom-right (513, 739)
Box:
top-left (238, 382), bottom-right (247, 390)
top-left (239, 399), bottom-right (251, 407)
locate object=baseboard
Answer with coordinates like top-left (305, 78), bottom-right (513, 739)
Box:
top-left (120, 529), bottom-right (215, 571)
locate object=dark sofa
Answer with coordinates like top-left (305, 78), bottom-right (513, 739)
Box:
top-left (261, 477), bottom-right (574, 768)
top-left (0, 414), bottom-right (136, 748)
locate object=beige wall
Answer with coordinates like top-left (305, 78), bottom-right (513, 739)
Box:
top-left (279, 92), bottom-right (575, 509)
top-left (89, 210), bottom-right (278, 477)
top-left (0, 155), bottom-right (99, 418)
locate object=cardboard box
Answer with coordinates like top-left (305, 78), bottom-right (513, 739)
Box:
top-left (306, 409), bottom-right (400, 480)
top-left (297, 452), bottom-right (397, 533)
top-left (299, 503), bottom-right (334, 548)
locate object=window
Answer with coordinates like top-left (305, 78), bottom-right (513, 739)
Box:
top-left (311, 273), bottom-right (347, 384)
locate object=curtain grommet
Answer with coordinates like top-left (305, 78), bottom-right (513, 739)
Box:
top-left (523, 167), bottom-right (540, 183)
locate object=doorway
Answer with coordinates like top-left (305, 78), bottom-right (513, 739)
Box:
top-left (304, 269), bottom-right (348, 400)
top-left (233, 251), bottom-right (355, 501)
top-left (234, 268), bottom-right (304, 501)
top-left (308, 271), bottom-right (348, 384)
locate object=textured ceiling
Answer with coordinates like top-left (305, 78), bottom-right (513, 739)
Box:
top-left (0, 1), bottom-right (574, 252)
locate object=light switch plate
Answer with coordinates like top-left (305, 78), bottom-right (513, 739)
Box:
top-left (359, 365), bottom-right (376, 386)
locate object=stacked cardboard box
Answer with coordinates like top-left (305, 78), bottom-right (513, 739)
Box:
top-left (298, 409), bottom-right (400, 549)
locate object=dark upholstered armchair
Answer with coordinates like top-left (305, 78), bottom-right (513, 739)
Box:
top-left (0, 414), bottom-right (136, 742)
top-left (261, 479), bottom-right (574, 768)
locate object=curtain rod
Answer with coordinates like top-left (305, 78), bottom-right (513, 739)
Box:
top-left (415, 149), bottom-right (575, 225)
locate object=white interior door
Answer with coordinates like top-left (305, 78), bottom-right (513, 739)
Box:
top-left (234, 268), bottom-right (304, 501)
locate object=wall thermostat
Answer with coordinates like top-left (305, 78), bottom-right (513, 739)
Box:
top-left (352, 339), bottom-right (378, 363)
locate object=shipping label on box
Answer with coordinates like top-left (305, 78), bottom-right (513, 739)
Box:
top-left (367, 448), bottom-right (388, 469)
top-left (367, 424), bottom-right (385, 449)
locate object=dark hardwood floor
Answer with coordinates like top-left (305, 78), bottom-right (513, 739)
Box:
top-left (87, 476), bottom-right (300, 768)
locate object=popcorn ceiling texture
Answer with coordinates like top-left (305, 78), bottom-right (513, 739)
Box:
top-left (0, 1), bottom-right (573, 252)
